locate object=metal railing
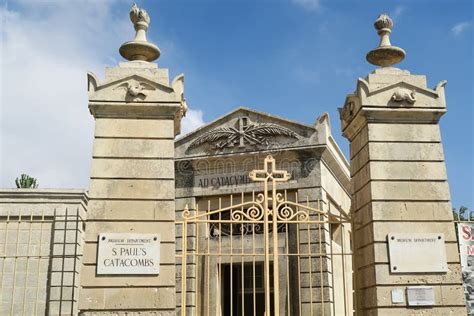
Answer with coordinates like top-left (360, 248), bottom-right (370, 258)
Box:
top-left (176, 155), bottom-right (353, 316)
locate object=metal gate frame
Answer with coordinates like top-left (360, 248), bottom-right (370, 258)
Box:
top-left (177, 155), bottom-right (353, 315)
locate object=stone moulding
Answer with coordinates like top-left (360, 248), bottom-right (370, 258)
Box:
top-left (356, 77), bottom-right (444, 99)
top-left (86, 65), bottom-right (188, 136)
top-left (87, 72), bottom-right (187, 119)
top-left (391, 87), bottom-right (416, 104)
top-left (339, 78), bottom-right (448, 126)
top-left (87, 73), bottom-right (174, 99)
top-left (188, 118), bottom-right (299, 151)
top-left (339, 99), bottom-right (356, 123)
top-left (172, 74), bottom-right (187, 117)
top-left (114, 80), bottom-right (155, 101)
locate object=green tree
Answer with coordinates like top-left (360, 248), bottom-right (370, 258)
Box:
top-left (453, 206), bottom-right (470, 242)
top-left (453, 205), bottom-right (470, 221)
top-left (15, 174), bottom-right (38, 188)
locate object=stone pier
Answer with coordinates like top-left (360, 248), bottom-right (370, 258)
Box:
top-left (340, 14), bottom-right (465, 315)
top-left (78, 4), bottom-right (186, 314)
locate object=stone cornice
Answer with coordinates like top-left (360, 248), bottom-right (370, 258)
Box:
top-left (342, 106), bottom-right (447, 141)
top-left (0, 189), bottom-right (88, 205)
top-left (89, 102), bottom-right (182, 135)
top-left (357, 78), bottom-right (442, 98)
top-left (174, 143), bottom-right (326, 161)
top-left (89, 101), bottom-right (181, 118)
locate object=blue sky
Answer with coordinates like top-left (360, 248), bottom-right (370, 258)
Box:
top-left (1, 0), bottom-right (472, 209)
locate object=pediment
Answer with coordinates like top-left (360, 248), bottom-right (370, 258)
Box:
top-left (356, 78), bottom-right (446, 108)
top-left (88, 73), bottom-right (178, 102)
top-left (176, 107), bottom-right (321, 158)
top-left (360, 78), bottom-right (438, 96)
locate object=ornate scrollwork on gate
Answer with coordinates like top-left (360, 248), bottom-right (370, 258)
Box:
top-left (179, 155), bottom-right (345, 316)
top-left (231, 194), bottom-right (265, 221)
top-left (209, 210), bottom-right (286, 238)
top-left (275, 193), bottom-right (310, 221)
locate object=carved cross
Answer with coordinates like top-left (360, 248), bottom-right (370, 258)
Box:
top-left (237, 117), bottom-right (248, 147)
top-left (249, 155), bottom-right (290, 182)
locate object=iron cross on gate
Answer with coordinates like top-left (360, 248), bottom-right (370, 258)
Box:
top-left (249, 155), bottom-right (290, 183)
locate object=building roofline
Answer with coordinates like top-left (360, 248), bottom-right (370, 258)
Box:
top-left (175, 106), bottom-right (316, 145)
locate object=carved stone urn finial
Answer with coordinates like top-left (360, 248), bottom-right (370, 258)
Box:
top-left (366, 14), bottom-right (405, 67)
top-left (119, 3), bottom-right (160, 62)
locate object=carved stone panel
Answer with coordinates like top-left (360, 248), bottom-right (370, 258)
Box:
top-left (187, 117), bottom-right (299, 152)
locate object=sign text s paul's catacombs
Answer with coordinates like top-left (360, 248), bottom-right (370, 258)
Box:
top-left (387, 233), bottom-right (448, 273)
top-left (457, 223), bottom-right (474, 314)
top-left (97, 233), bottom-right (161, 275)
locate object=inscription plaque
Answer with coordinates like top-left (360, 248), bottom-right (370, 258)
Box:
top-left (388, 233), bottom-right (448, 273)
top-left (391, 289), bottom-right (405, 304)
top-left (407, 286), bottom-right (435, 306)
top-left (97, 233), bottom-right (161, 275)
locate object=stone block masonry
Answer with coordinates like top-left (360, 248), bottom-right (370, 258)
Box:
top-left (78, 4), bottom-right (186, 313)
top-left (339, 14), bottom-right (465, 314)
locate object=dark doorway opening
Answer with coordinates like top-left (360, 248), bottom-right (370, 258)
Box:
top-left (221, 262), bottom-right (274, 316)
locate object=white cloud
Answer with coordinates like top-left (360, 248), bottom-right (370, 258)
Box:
top-left (181, 108), bottom-right (205, 135)
top-left (452, 21), bottom-right (472, 36)
top-left (392, 6), bottom-right (405, 20)
top-left (292, 0), bottom-right (321, 12)
top-left (0, 1), bottom-right (204, 189)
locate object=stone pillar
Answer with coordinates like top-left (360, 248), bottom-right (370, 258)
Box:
top-left (340, 14), bottom-right (465, 315)
top-left (78, 4), bottom-right (186, 314)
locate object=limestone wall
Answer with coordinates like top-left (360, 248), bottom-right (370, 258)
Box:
top-left (0, 189), bottom-right (87, 315)
top-left (340, 67), bottom-right (465, 314)
top-left (79, 116), bottom-right (177, 314)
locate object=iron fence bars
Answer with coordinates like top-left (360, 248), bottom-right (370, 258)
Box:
top-left (176, 155), bottom-right (353, 316)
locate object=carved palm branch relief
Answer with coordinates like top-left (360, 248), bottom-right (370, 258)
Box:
top-left (189, 127), bottom-right (239, 149)
top-left (188, 120), bottom-right (299, 150)
top-left (244, 123), bottom-right (298, 145)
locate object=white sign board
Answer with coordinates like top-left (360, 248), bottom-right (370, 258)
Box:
top-left (387, 233), bottom-right (448, 273)
top-left (407, 286), bottom-right (435, 306)
top-left (391, 289), bottom-right (405, 304)
top-left (457, 223), bottom-right (474, 314)
top-left (97, 233), bottom-right (160, 275)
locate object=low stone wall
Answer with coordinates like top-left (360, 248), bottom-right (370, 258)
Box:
top-left (0, 189), bottom-right (87, 316)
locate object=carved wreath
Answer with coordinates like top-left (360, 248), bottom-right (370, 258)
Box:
top-left (189, 122), bottom-right (298, 150)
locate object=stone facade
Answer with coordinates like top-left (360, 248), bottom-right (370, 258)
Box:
top-left (174, 108), bottom-right (352, 315)
top-left (340, 67), bottom-right (465, 314)
top-left (0, 5), bottom-right (466, 316)
top-left (78, 58), bottom-right (184, 314)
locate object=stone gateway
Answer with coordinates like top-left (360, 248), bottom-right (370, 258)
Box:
top-left (0, 4), bottom-right (466, 316)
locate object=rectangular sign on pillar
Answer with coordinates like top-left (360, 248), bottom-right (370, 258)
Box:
top-left (387, 233), bottom-right (448, 273)
top-left (97, 233), bottom-right (161, 275)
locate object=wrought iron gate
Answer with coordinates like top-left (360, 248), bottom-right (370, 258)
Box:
top-left (177, 155), bottom-right (353, 315)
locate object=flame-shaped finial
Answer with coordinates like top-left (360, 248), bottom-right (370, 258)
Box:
top-left (366, 14), bottom-right (405, 67)
top-left (374, 14), bottom-right (393, 32)
top-left (119, 3), bottom-right (160, 62)
top-left (130, 3), bottom-right (150, 26)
